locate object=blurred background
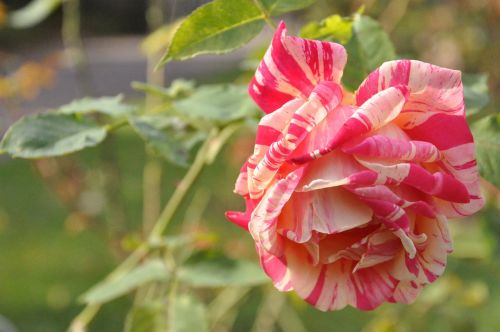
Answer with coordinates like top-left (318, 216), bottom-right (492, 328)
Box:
top-left (0, 0), bottom-right (499, 331)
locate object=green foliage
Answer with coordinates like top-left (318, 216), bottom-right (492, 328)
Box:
top-left (300, 14), bottom-right (353, 43)
top-left (125, 302), bottom-right (167, 332)
top-left (0, 113), bottom-right (107, 158)
top-left (177, 251), bottom-right (268, 287)
top-left (261, 0), bottom-right (316, 15)
top-left (169, 294), bottom-right (208, 332)
top-left (159, 0), bottom-right (317, 65)
top-left (463, 74), bottom-right (490, 116)
top-left (81, 260), bottom-right (170, 304)
top-left (352, 15), bottom-right (396, 71)
top-left (7, 0), bottom-right (62, 29)
top-left (160, 0), bottom-right (265, 64)
top-left (128, 114), bottom-right (207, 167)
top-left (58, 95), bottom-right (137, 117)
top-left (132, 80), bottom-right (196, 100)
top-left (471, 114), bottom-right (500, 187)
top-left (342, 15), bottom-right (396, 90)
top-left (174, 84), bottom-right (259, 125)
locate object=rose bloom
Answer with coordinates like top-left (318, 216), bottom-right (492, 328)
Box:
top-left (226, 22), bottom-right (484, 310)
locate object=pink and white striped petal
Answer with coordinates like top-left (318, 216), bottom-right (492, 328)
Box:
top-left (249, 21), bottom-right (347, 114)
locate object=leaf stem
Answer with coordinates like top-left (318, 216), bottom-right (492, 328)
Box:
top-left (252, 0), bottom-right (277, 29)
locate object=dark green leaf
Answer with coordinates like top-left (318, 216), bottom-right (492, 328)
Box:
top-left (178, 251), bottom-right (268, 287)
top-left (125, 302), bottom-right (167, 332)
top-left (8, 0), bottom-right (61, 29)
top-left (160, 0), bottom-right (265, 64)
top-left (174, 84), bottom-right (259, 125)
top-left (471, 114), bottom-right (500, 188)
top-left (463, 74), bottom-right (490, 116)
top-left (261, 0), bottom-right (316, 15)
top-left (58, 95), bottom-right (136, 117)
top-left (169, 294), bottom-right (208, 332)
top-left (81, 259), bottom-right (170, 304)
top-left (352, 15), bottom-right (396, 72)
top-left (342, 15), bottom-right (396, 90)
top-left (129, 114), bottom-right (207, 166)
top-left (342, 34), bottom-right (367, 91)
top-left (0, 113), bottom-right (107, 158)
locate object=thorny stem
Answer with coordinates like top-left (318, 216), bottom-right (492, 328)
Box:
top-left (252, 0), bottom-right (277, 29)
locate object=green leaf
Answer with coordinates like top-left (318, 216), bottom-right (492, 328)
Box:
top-left (353, 15), bottom-right (396, 70)
top-left (174, 84), bottom-right (259, 125)
top-left (125, 302), bottom-right (167, 332)
top-left (169, 294), bottom-right (208, 332)
top-left (8, 0), bottom-right (62, 29)
top-left (0, 113), bottom-right (107, 158)
top-left (159, 0), bottom-right (265, 64)
top-left (471, 114), bottom-right (500, 188)
top-left (463, 74), bottom-right (490, 116)
top-left (58, 95), bottom-right (136, 117)
top-left (261, 0), bottom-right (316, 15)
top-left (178, 251), bottom-right (268, 287)
top-left (81, 260), bottom-right (170, 304)
top-left (129, 114), bottom-right (207, 166)
top-left (342, 15), bottom-right (396, 90)
top-left (300, 14), bottom-right (353, 44)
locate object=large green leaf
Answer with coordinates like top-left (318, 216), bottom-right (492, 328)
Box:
top-left (261, 0), bottom-right (316, 15)
top-left (174, 84), bottom-right (259, 125)
top-left (178, 251), bottom-right (268, 287)
top-left (58, 95), bottom-right (136, 117)
top-left (8, 0), bottom-right (62, 29)
top-left (125, 302), bottom-right (167, 332)
top-left (463, 74), bottom-right (490, 116)
top-left (169, 294), bottom-right (208, 332)
top-left (471, 114), bottom-right (500, 188)
top-left (160, 0), bottom-right (265, 64)
top-left (129, 114), bottom-right (207, 166)
top-left (0, 113), bottom-right (107, 158)
top-left (81, 259), bottom-right (170, 304)
top-left (352, 15), bottom-right (396, 71)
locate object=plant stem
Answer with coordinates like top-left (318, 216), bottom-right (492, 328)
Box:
top-left (252, 0), bottom-right (277, 29)
top-left (68, 128), bottom-right (219, 331)
top-left (148, 128), bottom-right (218, 242)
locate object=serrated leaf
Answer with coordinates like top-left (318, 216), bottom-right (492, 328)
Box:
top-left (169, 294), bottom-right (208, 332)
top-left (160, 0), bottom-right (265, 64)
top-left (178, 251), bottom-right (268, 287)
top-left (174, 84), bottom-right (259, 125)
top-left (342, 34), bottom-right (367, 91)
top-left (0, 113), bottom-right (107, 158)
top-left (141, 19), bottom-right (183, 57)
top-left (463, 74), bottom-right (490, 116)
top-left (81, 259), bottom-right (170, 304)
top-left (352, 15), bottom-right (396, 72)
top-left (129, 114), bottom-right (207, 166)
top-left (8, 0), bottom-right (61, 29)
top-left (471, 114), bottom-right (500, 188)
top-left (261, 0), bottom-right (316, 15)
top-left (58, 95), bottom-right (136, 117)
top-left (125, 302), bottom-right (167, 332)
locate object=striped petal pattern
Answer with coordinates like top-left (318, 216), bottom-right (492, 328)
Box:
top-left (226, 23), bottom-right (484, 311)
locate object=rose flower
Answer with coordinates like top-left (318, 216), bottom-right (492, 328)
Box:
top-left (226, 22), bottom-right (484, 311)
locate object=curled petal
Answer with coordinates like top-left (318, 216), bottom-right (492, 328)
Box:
top-left (249, 21), bottom-right (347, 113)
